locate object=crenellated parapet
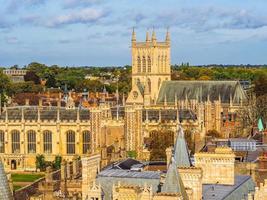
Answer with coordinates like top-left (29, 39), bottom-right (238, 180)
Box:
top-left (194, 147), bottom-right (235, 185)
top-left (178, 167), bottom-right (202, 200)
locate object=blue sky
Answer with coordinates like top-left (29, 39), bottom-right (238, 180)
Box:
top-left (1, 0), bottom-right (267, 67)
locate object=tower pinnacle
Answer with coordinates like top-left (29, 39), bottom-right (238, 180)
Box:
top-left (166, 27), bottom-right (170, 43)
top-left (131, 27), bottom-right (136, 43)
top-left (152, 27), bottom-right (157, 43)
top-left (146, 29), bottom-right (150, 42)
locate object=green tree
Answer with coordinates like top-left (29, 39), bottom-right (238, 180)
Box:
top-left (0, 71), bottom-right (11, 106)
top-left (53, 155), bottom-right (62, 170)
top-left (36, 154), bottom-right (46, 171)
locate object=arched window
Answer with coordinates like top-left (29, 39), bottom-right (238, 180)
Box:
top-left (142, 56), bottom-right (146, 73)
top-left (0, 130), bottom-right (4, 153)
top-left (27, 130), bottom-right (36, 153)
top-left (161, 56), bottom-right (164, 72)
top-left (165, 55), bottom-right (168, 71)
top-left (82, 131), bottom-right (91, 154)
top-left (147, 78), bottom-right (151, 93)
top-left (158, 55), bottom-right (161, 72)
top-left (147, 56), bottom-right (151, 72)
top-left (66, 130), bottom-right (75, 154)
top-left (158, 78), bottom-right (161, 89)
top-left (137, 56), bottom-right (141, 73)
top-left (11, 130), bottom-right (20, 153)
top-left (43, 130), bottom-right (52, 154)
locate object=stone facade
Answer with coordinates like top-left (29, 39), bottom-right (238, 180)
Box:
top-left (194, 147), bottom-right (235, 185)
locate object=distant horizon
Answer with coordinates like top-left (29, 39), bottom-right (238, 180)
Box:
top-left (1, 62), bottom-right (267, 68)
top-left (1, 0), bottom-right (267, 66)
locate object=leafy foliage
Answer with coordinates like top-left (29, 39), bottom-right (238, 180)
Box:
top-left (126, 151), bottom-right (137, 158)
top-left (35, 154), bottom-right (46, 171)
top-left (53, 155), bottom-right (62, 170)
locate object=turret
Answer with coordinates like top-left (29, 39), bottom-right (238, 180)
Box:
top-left (152, 28), bottom-right (157, 45)
top-left (131, 27), bottom-right (136, 45)
top-left (166, 28), bottom-right (170, 45)
top-left (146, 30), bottom-right (150, 42)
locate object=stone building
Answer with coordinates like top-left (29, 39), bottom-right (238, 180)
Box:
top-left (81, 126), bottom-right (256, 200)
top-left (0, 30), bottom-right (249, 171)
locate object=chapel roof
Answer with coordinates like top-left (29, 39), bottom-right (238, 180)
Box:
top-left (157, 80), bottom-right (247, 104)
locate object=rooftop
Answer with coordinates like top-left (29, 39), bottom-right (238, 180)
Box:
top-left (202, 175), bottom-right (255, 200)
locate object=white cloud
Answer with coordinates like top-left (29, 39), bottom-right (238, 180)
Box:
top-left (46, 8), bottom-right (107, 27)
top-left (63, 0), bottom-right (102, 8)
top-left (5, 36), bottom-right (19, 44)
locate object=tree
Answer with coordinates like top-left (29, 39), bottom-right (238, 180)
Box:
top-left (36, 154), bottom-right (46, 171)
top-left (254, 73), bottom-right (267, 97)
top-left (0, 71), bottom-right (11, 106)
top-left (53, 155), bottom-right (62, 170)
top-left (206, 129), bottom-right (220, 138)
top-left (24, 71), bottom-right (40, 84)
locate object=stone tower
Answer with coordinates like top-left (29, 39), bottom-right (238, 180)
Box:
top-left (127, 28), bottom-right (171, 104)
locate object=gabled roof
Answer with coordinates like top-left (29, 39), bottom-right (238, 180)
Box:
top-left (0, 160), bottom-right (13, 200)
top-left (157, 80), bottom-right (247, 104)
top-left (161, 158), bottom-right (188, 199)
top-left (173, 125), bottom-right (191, 168)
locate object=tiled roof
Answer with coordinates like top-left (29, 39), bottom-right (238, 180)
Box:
top-left (157, 80), bottom-right (248, 104)
top-left (202, 175), bottom-right (255, 200)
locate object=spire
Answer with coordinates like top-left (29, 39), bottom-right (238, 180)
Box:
top-left (0, 160), bottom-right (13, 200)
top-left (173, 125), bottom-right (191, 168)
top-left (166, 27), bottom-right (170, 43)
top-left (152, 27), bottom-right (156, 43)
top-left (162, 157), bottom-right (188, 199)
top-left (146, 29), bottom-right (150, 42)
top-left (131, 27), bottom-right (136, 43)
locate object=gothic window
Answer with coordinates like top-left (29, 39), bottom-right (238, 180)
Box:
top-left (147, 56), bottom-right (151, 72)
top-left (0, 130), bottom-right (4, 153)
top-left (158, 78), bottom-right (161, 89)
top-left (66, 130), bottom-right (75, 154)
top-left (158, 55), bottom-right (161, 72)
top-left (137, 56), bottom-right (141, 73)
top-left (27, 130), bottom-right (36, 153)
top-left (137, 78), bottom-right (141, 85)
top-left (165, 55), bottom-right (168, 72)
top-left (43, 130), bottom-right (52, 154)
top-left (161, 56), bottom-right (164, 72)
top-left (11, 130), bottom-right (20, 153)
top-left (147, 78), bottom-right (151, 93)
top-left (142, 56), bottom-right (146, 73)
top-left (82, 131), bottom-right (91, 154)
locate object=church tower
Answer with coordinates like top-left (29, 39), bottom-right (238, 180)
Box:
top-left (127, 28), bottom-right (171, 105)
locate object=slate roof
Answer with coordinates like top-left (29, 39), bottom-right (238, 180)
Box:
top-left (0, 160), bottom-right (13, 200)
top-left (157, 80), bottom-right (248, 104)
top-left (142, 109), bottom-right (197, 122)
top-left (173, 125), bottom-right (191, 167)
top-left (0, 106), bottom-right (90, 121)
top-left (202, 175), bottom-right (255, 200)
top-left (161, 158), bottom-right (188, 199)
top-left (97, 169), bottom-right (161, 200)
